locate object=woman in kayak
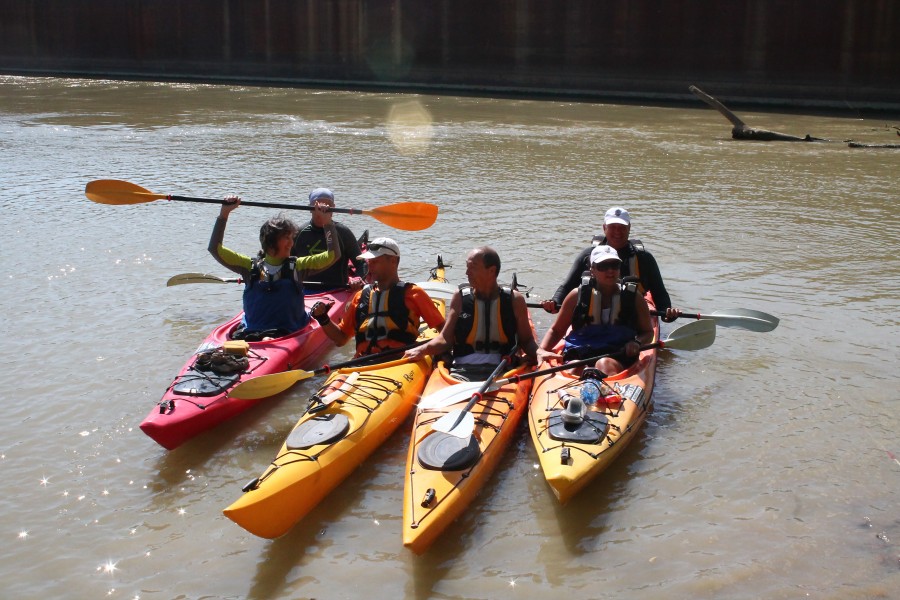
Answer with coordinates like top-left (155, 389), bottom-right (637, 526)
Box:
top-left (209, 195), bottom-right (340, 340)
top-left (537, 244), bottom-right (654, 375)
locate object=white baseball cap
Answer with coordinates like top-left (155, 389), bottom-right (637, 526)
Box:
top-left (358, 237), bottom-right (400, 259)
top-left (604, 206), bottom-right (631, 226)
top-left (590, 245), bottom-right (622, 265)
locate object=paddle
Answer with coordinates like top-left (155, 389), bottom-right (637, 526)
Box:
top-left (167, 273), bottom-right (242, 286)
top-left (649, 308), bottom-right (779, 332)
top-left (84, 179), bottom-right (439, 231)
top-left (165, 272), bottom-right (343, 288)
top-left (523, 300), bottom-right (778, 332)
top-left (430, 344), bottom-right (518, 438)
top-left (228, 340), bottom-right (427, 400)
top-left (419, 319), bottom-right (716, 410)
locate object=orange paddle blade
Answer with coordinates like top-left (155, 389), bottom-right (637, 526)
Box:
top-left (364, 202), bottom-right (439, 231)
top-left (85, 179), bottom-right (166, 205)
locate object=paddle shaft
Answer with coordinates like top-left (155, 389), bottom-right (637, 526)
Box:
top-left (160, 194), bottom-right (372, 217)
top-left (166, 272), bottom-right (338, 286)
top-left (84, 180), bottom-right (439, 231)
top-left (435, 344), bottom-right (518, 434)
top-left (316, 339), bottom-right (427, 375)
top-left (493, 341), bottom-right (663, 387)
top-left (460, 348), bottom-right (516, 413)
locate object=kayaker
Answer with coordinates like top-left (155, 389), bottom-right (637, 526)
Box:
top-left (537, 245), bottom-right (655, 375)
top-left (404, 246), bottom-right (538, 380)
top-left (292, 188), bottom-right (367, 292)
top-left (209, 195), bottom-right (340, 341)
top-left (540, 206), bottom-right (679, 320)
top-left (309, 237), bottom-right (445, 357)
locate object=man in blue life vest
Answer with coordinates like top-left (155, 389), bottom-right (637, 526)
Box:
top-left (537, 244), bottom-right (654, 375)
top-left (541, 206), bottom-right (680, 321)
top-left (310, 237), bottom-right (445, 357)
top-left (404, 246), bottom-right (538, 379)
top-left (293, 188), bottom-right (366, 291)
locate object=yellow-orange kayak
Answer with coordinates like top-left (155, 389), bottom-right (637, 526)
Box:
top-left (402, 359), bottom-right (534, 554)
top-left (528, 302), bottom-right (660, 504)
top-left (224, 263), bottom-right (455, 539)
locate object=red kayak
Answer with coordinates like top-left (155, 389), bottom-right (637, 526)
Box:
top-left (140, 288), bottom-right (353, 450)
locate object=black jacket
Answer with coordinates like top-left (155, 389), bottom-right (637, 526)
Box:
top-left (550, 239), bottom-right (672, 311)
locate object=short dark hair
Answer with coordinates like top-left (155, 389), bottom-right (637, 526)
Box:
top-left (473, 246), bottom-right (501, 275)
top-left (258, 214), bottom-right (299, 254)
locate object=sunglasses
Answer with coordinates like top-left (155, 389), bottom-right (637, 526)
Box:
top-left (591, 262), bottom-right (620, 271)
top-left (367, 243), bottom-right (398, 256)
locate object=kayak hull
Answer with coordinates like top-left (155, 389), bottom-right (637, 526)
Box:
top-left (223, 355), bottom-right (433, 539)
top-left (223, 270), bottom-right (457, 539)
top-left (528, 297), bottom-right (659, 504)
top-left (140, 288), bottom-right (353, 450)
top-left (402, 361), bottom-right (533, 554)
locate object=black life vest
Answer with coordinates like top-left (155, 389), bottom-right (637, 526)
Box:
top-left (452, 284), bottom-right (518, 357)
top-left (571, 276), bottom-right (638, 330)
top-left (354, 282), bottom-right (418, 351)
top-left (588, 237), bottom-right (645, 291)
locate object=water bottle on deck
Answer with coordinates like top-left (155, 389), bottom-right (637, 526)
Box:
top-left (580, 382), bottom-right (601, 406)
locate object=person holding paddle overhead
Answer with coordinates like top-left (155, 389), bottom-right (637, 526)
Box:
top-left (541, 206), bottom-right (679, 320)
top-left (209, 195), bottom-right (340, 341)
top-left (293, 188), bottom-right (367, 292)
top-left (537, 245), bottom-right (655, 375)
top-left (404, 246), bottom-right (538, 380)
top-left (309, 237), bottom-right (445, 357)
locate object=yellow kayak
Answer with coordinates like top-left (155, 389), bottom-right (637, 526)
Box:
top-left (224, 261), bottom-right (456, 539)
top-left (402, 358), bottom-right (534, 554)
top-left (528, 301), bottom-right (660, 504)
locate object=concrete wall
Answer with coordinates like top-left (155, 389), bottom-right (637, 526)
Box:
top-left (1, 0), bottom-right (897, 109)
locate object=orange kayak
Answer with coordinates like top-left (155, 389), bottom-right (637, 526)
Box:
top-left (402, 359), bottom-right (534, 554)
top-left (528, 298), bottom-right (660, 504)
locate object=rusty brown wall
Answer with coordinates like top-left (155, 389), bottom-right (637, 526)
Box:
top-left (0, 0), bottom-right (897, 109)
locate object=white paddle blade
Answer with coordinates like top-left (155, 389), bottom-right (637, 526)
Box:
top-left (418, 381), bottom-right (485, 409)
top-left (166, 273), bottom-right (233, 286)
top-left (432, 410), bottom-right (475, 438)
top-left (710, 309), bottom-right (779, 332)
top-left (664, 319), bottom-right (716, 351)
top-left (417, 280), bottom-right (458, 302)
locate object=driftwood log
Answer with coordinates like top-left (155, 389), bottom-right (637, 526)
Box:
top-left (689, 85), bottom-right (827, 142)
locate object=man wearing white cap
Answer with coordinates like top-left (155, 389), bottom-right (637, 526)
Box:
top-left (542, 206), bottom-right (676, 320)
top-left (537, 245), bottom-right (654, 375)
top-left (310, 237), bottom-right (445, 357)
top-left (293, 188), bottom-right (367, 291)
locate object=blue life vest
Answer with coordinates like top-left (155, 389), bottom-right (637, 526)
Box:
top-left (241, 257), bottom-right (308, 333)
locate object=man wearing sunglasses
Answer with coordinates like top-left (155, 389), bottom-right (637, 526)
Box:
top-left (309, 237), bottom-right (445, 357)
top-left (293, 188), bottom-right (367, 291)
top-left (540, 206), bottom-right (677, 321)
top-left (537, 245), bottom-right (655, 376)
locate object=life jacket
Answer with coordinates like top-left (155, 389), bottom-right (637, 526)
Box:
top-left (589, 236), bottom-right (645, 292)
top-left (564, 277), bottom-right (638, 360)
top-left (354, 282), bottom-right (418, 352)
top-left (242, 257), bottom-right (307, 333)
top-left (452, 284), bottom-right (518, 358)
